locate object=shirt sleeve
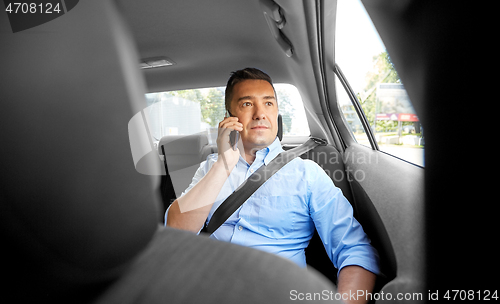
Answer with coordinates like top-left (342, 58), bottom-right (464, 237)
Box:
top-left (307, 164), bottom-right (380, 277)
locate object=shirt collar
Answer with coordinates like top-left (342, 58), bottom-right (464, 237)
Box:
top-left (263, 137), bottom-right (283, 165)
top-left (237, 137), bottom-right (283, 167)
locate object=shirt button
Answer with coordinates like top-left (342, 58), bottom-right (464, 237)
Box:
top-left (249, 168), bottom-right (254, 173)
top-left (238, 226), bottom-right (243, 231)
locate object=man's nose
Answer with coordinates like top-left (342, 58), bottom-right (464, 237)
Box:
top-left (252, 103), bottom-right (267, 120)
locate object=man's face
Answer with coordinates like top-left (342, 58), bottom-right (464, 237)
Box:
top-left (229, 79), bottom-right (278, 152)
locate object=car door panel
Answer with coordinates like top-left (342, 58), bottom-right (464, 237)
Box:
top-left (344, 143), bottom-right (425, 297)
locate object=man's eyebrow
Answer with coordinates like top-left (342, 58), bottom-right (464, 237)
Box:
top-left (237, 95), bottom-right (276, 102)
top-left (237, 96), bottom-right (253, 102)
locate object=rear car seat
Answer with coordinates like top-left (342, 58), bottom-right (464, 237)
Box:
top-left (157, 133), bottom-right (214, 211)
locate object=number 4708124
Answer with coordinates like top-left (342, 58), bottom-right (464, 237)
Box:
top-left (443, 290), bottom-right (498, 301)
top-left (5, 2), bottom-right (61, 14)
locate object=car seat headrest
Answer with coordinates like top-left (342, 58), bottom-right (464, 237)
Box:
top-left (158, 134), bottom-right (209, 156)
top-left (158, 134), bottom-right (210, 172)
top-left (277, 113), bottom-right (283, 141)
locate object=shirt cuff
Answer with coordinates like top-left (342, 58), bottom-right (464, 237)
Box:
top-left (337, 256), bottom-right (381, 278)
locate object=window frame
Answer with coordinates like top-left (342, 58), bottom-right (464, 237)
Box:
top-left (332, 64), bottom-right (425, 167)
top-left (333, 64), bottom-right (379, 150)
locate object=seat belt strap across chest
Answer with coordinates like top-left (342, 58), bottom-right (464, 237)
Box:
top-left (205, 137), bottom-right (326, 235)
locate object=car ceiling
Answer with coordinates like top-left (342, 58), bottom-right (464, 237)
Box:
top-left (117, 0), bottom-right (323, 93)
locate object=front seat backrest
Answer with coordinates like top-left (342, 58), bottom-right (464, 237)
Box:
top-left (0, 0), bottom-right (161, 299)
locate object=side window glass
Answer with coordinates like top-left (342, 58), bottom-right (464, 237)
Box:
top-left (335, 75), bottom-right (370, 147)
top-left (334, 0), bottom-right (424, 167)
top-left (275, 84), bottom-right (311, 137)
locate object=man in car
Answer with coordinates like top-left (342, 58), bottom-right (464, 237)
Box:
top-left (166, 68), bottom-right (380, 303)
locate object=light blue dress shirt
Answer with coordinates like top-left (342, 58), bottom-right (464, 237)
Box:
top-left (165, 137), bottom-right (380, 275)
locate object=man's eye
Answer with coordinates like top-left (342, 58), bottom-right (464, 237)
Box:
top-left (242, 102), bottom-right (252, 107)
top-left (266, 101), bottom-right (274, 106)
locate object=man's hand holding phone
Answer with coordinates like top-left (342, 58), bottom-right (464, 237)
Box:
top-left (217, 112), bottom-right (242, 173)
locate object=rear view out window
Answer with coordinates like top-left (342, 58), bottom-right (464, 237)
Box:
top-left (144, 84), bottom-right (310, 145)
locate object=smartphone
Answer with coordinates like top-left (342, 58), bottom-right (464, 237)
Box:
top-left (226, 111), bottom-right (239, 151)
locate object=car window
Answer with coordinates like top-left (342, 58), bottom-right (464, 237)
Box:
top-left (144, 83), bottom-right (310, 145)
top-left (334, 75), bottom-right (370, 147)
top-left (334, 0), bottom-right (424, 167)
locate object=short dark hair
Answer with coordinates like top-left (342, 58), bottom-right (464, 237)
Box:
top-left (225, 67), bottom-right (276, 114)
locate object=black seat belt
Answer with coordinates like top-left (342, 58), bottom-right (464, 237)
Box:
top-left (205, 137), bottom-right (326, 235)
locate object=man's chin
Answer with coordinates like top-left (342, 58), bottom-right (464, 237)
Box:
top-left (243, 136), bottom-right (275, 150)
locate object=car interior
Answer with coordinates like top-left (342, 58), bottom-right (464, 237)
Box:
top-left (126, 0), bottom-right (420, 291)
top-left (1, 0), bottom-right (490, 303)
